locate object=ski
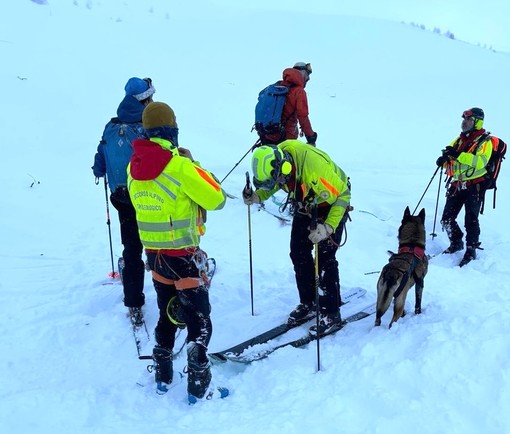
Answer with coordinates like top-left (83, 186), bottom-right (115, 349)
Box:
top-left (208, 287), bottom-right (367, 362)
top-left (257, 203), bottom-right (291, 224)
top-left (214, 303), bottom-right (376, 363)
top-left (131, 314), bottom-right (150, 358)
top-left (358, 210), bottom-right (391, 221)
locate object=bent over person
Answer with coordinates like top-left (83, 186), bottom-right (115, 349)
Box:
top-left (436, 107), bottom-right (492, 267)
top-left (242, 141), bottom-right (351, 335)
top-left (127, 102), bottom-right (227, 403)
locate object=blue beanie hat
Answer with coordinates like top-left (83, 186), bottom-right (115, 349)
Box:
top-left (124, 77), bottom-right (156, 101)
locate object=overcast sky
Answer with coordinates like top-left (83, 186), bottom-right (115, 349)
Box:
top-left (210, 0), bottom-right (510, 52)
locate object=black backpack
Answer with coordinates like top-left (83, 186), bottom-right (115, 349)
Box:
top-left (481, 135), bottom-right (507, 213)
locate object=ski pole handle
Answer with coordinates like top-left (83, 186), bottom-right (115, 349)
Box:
top-left (245, 171), bottom-right (252, 192)
top-left (243, 171), bottom-right (255, 203)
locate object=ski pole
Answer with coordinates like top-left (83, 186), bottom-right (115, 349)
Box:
top-left (245, 172), bottom-right (255, 316)
top-left (310, 200), bottom-right (321, 371)
top-left (412, 166), bottom-right (441, 215)
top-left (220, 140), bottom-right (260, 184)
top-left (103, 177), bottom-right (117, 279)
top-left (430, 168), bottom-right (443, 239)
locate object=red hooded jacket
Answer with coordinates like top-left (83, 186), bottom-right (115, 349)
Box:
top-left (278, 68), bottom-right (315, 139)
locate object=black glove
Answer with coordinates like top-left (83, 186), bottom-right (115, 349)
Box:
top-left (443, 147), bottom-right (461, 159)
top-left (436, 155), bottom-right (449, 167)
top-left (306, 132), bottom-right (317, 146)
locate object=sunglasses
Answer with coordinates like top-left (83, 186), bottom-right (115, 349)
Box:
top-left (143, 77), bottom-right (153, 87)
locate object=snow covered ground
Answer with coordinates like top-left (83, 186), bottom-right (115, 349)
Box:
top-left (1, 1), bottom-right (510, 433)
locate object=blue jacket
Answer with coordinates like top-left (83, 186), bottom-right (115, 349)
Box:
top-left (92, 96), bottom-right (147, 192)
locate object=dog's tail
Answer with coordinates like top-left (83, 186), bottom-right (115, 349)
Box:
top-left (375, 269), bottom-right (400, 325)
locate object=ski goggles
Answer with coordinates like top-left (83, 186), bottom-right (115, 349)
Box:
top-left (462, 109), bottom-right (481, 120)
top-left (253, 176), bottom-right (276, 191)
top-left (253, 172), bottom-right (289, 191)
top-left (294, 63), bottom-right (312, 75)
top-left (133, 77), bottom-right (155, 101)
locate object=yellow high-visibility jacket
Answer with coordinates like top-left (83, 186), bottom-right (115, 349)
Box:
top-left (127, 137), bottom-right (226, 251)
top-left (444, 131), bottom-right (492, 182)
top-left (257, 140), bottom-right (351, 230)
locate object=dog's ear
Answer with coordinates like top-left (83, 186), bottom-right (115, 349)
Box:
top-left (418, 208), bottom-right (426, 223)
top-left (403, 206), bottom-right (411, 221)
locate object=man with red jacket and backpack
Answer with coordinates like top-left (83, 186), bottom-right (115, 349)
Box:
top-left (436, 107), bottom-right (492, 267)
top-left (260, 62), bottom-right (317, 146)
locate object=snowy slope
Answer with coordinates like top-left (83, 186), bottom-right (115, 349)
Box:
top-left (1, 2), bottom-right (510, 433)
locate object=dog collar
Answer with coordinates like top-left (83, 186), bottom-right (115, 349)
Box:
top-left (398, 245), bottom-right (425, 260)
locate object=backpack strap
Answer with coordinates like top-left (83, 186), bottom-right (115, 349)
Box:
top-left (480, 186), bottom-right (487, 214)
top-left (465, 132), bottom-right (490, 154)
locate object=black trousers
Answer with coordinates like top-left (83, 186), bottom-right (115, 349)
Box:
top-left (110, 187), bottom-right (145, 308)
top-left (441, 183), bottom-right (482, 247)
top-left (289, 208), bottom-right (347, 315)
top-left (146, 251), bottom-right (212, 369)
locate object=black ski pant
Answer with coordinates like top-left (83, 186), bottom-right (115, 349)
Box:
top-left (440, 183), bottom-right (482, 247)
top-left (289, 208), bottom-right (347, 316)
top-left (110, 187), bottom-right (145, 308)
top-left (146, 251), bottom-right (212, 369)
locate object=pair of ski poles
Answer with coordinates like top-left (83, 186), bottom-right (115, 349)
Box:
top-left (412, 165), bottom-right (443, 239)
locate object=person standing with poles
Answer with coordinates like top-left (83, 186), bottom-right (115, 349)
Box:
top-left (435, 107), bottom-right (492, 267)
top-left (242, 141), bottom-right (351, 335)
top-left (92, 77), bottom-right (155, 325)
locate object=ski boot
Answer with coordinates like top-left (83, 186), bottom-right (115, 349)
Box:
top-left (288, 302), bottom-right (316, 325)
top-left (459, 243), bottom-right (480, 267)
top-left (309, 312), bottom-right (343, 337)
top-left (151, 345), bottom-right (173, 394)
top-left (443, 240), bottom-right (464, 254)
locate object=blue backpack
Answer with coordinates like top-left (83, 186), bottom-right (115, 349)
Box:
top-left (101, 120), bottom-right (145, 192)
top-left (254, 83), bottom-right (289, 140)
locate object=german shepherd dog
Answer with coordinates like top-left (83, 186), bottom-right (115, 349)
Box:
top-left (375, 206), bottom-right (428, 328)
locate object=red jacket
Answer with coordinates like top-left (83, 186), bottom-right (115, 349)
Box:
top-left (266, 68), bottom-right (315, 142)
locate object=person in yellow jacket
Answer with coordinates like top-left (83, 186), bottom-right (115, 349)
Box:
top-left (242, 141), bottom-right (351, 336)
top-left (127, 102), bottom-right (227, 403)
top-left (435, 107), bottom-right (492, 267)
